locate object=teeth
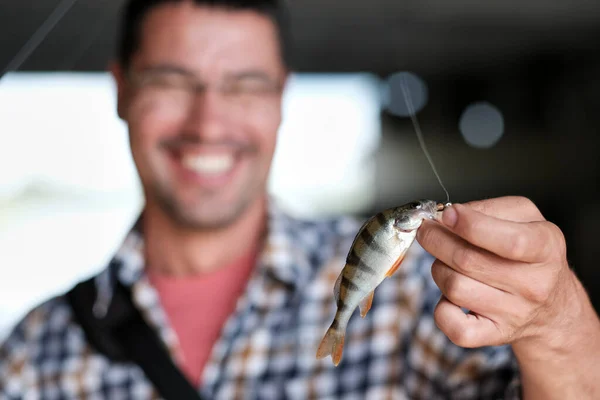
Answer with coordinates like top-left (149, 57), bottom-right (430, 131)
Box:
top-left (182, 154), bottom-right (234, 175)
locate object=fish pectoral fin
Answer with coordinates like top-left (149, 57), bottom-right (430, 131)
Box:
top-left (384, 234), bottom-right (405, 262)
top-left (385, 254), bottom-right (405, 278)
top-left (359, 290), bottom-right (375, 318)
top-left (387, 231), bottom-right (404, 244)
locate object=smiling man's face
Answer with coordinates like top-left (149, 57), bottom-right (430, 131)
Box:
top-left (112, 3), bottom-right (287, 229)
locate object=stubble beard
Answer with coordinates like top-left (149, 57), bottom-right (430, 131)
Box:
top-left (149, 178), bottom-right (261, 232)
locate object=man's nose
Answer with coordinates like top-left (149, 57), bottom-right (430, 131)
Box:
top-left (182, 88), bottom-right (230, 140)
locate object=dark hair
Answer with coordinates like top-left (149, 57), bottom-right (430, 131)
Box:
top-left (116, 0), bottom-right (293, 69)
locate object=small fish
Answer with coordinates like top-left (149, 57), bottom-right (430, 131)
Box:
top-left (316, 199), bottom-right (446, 366)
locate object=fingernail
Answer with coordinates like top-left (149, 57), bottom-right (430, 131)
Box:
top-left (442, 205), bottom-right (458, 227)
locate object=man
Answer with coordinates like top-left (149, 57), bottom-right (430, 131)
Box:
top-left (1, 0), bottom-right (599, 398)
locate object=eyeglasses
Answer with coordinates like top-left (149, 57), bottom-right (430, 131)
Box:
top-left (126, 68), bottom-right (284, 111)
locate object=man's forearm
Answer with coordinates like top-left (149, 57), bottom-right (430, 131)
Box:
top-left (514, 275), bottom-right (600, 399)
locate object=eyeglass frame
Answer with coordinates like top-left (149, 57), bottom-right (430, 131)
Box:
top-left (124, 65), bottom-right (286, 106)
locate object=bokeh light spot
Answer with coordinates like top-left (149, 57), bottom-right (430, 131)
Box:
top-left (459, 102), bottom-right (504, 148)
top-left (384, 71), bottom-right (428, 117)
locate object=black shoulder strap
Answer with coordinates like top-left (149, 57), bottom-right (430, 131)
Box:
top-left (66, 277), bottom-right (204, 400)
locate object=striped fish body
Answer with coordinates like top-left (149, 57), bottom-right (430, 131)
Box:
top-left (316, 199), bottom-right (441, 366)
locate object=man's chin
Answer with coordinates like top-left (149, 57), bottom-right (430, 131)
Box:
top-left (148, 180), bottom-right (267, 231)
top-left (162, 196), bottom-right (261, 231)
top-left (164, 207), bottom-right (239, 231)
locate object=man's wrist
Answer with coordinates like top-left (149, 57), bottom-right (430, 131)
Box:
top-left (512, 271), bottom-right (600, 398)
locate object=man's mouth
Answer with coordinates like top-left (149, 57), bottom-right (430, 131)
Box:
top-left (181, 153), bottom-right (235, 176)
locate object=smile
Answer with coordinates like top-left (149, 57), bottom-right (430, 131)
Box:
top-left (181, 153), bottom-right (235, 176)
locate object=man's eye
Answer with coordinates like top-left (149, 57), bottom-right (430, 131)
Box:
top-left (141, 74), bottom-right (189, 90)
top-left (226, 79), bottom-right (275, 94)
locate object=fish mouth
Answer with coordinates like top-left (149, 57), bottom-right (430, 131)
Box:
top-left (436, 202), bottom-right (453, 211)
top-left (416, 200), bottom-right (441, 217)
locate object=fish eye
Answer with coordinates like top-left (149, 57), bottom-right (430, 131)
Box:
top-left (410, 202), bottom-right (421, 209)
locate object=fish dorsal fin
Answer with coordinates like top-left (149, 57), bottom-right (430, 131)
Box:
top-left (333, 272), bottom-right (342, 303)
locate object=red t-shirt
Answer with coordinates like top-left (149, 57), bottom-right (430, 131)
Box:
top-left (147, 249), bottom-right (257, 386)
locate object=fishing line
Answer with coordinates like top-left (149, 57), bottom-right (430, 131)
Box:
top-left (60, 0), bottom-right (127, 71)
top-left (400, 74), bottom-right (450, 205)
top-left (59, 17), bottom-right (107, 71)
top-left (0, 0), bottom-right (80, 79)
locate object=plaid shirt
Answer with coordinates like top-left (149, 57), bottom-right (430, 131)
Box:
top-left (0, 202), bottom-right (521, 399)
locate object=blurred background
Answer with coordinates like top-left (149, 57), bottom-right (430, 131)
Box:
top-left (1, 0), bottom-right (599, 341)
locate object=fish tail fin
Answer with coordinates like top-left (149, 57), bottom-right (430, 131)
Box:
top-left (316, 325), bottom-right (346, 366)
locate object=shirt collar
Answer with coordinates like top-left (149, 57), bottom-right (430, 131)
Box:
top-left (93, 197), bottom-right (322, 312)
top-left (257, 199), bottom-right (316, 288)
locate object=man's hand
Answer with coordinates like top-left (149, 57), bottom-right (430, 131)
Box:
top-left (416, 196), bottom-right (600, 399)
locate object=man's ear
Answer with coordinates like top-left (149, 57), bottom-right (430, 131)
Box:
top-left (109, 61), bottom-right (128, 120)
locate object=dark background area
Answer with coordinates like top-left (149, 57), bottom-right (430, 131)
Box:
top-left (1, 0), bottom-right (599, 310)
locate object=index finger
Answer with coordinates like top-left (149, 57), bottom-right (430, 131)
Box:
top-left (438, 203), bottom-right (557, 263)
top-left (462, 196), bottom-right (546, 223)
